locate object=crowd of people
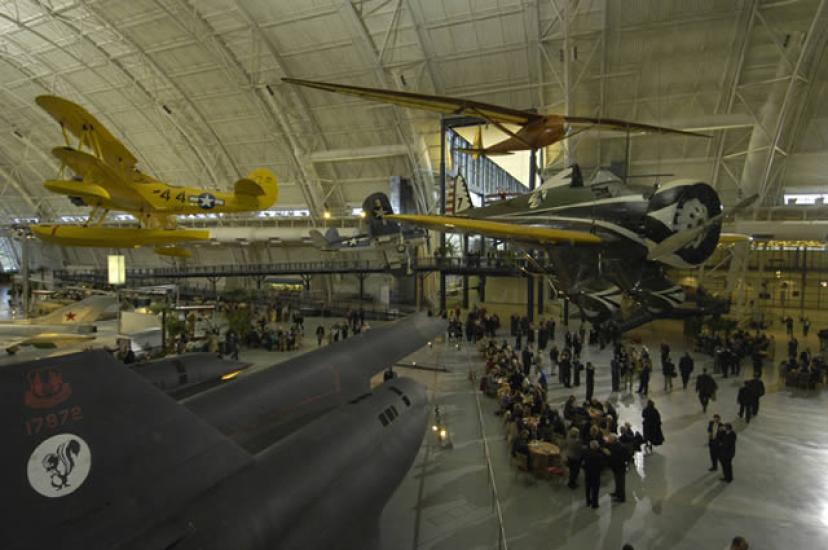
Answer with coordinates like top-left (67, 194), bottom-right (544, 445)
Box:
top-left (477, 335), bottom-right (670, 508)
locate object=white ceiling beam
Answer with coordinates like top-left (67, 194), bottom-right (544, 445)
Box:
top-left (309, 145), bottom-right (409, 163)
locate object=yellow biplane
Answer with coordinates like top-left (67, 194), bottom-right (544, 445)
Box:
top-left (30, 96), bottom-right (278, 256)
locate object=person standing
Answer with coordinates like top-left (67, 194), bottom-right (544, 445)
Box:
top-left (565, 427), bottom-right (584, 489)
top-left (582, 440), bottom-right (605, 508)
top-left (695, 368), bottom-right (718, 413)
top-left (785, 316), bottom-right (794, 337)
top-left (573, 359), bottom-right (584, 387)
top-left (746, 374), bottom-right (765, 418)
top-left (662, 355), bottom-right (676, 392)
top-left (560, 352), bottom-right (572, 388)
top-left (585, 362), bottom-right (596, 402)
top-left (610, 356), bottom-right (621, 393)
top-left (641, 400), bottom-right (664, 454)
top-left (802, 317), bottom-right (811, 337)
top-left (679, 352), bottom-right (694, 390)
top-left (718, 423), bottom-right (737, 482)
top-left (751, 350), bottom-right (763, 379)
top-left (707, 414), bottom-right (723, 471)
top-left (522, 347), bottom-right (532, 375)
top-left (606, 434), bottom-right (628, 503)
top-left (787, 337), bottom-right (798, 359)
top-left (737, 381), bottom-right (755, 423)
top-left (637, 358), bottom-right (651, 396)
top-left (315, 325), bottom-right (325, 347)
top-left (623, 352), bottom-right (635, 393)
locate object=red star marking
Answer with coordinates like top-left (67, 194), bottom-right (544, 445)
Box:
top-left (64, 311), bottom-right (76, 321)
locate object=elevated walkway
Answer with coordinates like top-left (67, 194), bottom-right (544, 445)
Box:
top-left (54, 256), bottom-right (534, 283)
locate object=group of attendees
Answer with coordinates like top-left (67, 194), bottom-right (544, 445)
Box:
top-left (446, 306), bottom-right (501, 345)
top-left (478, 335), bottom-right (668, 508)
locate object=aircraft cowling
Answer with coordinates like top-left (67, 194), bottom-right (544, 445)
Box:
top-left (642, 181), bottom-right (722, 268)
top-left (631, 280), bottom-right (687, 315)
top-left (569, 283), bottom-right (624, 323)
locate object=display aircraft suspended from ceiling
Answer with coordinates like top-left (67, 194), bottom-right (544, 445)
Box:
top-left (282, 79), bottom-right (752, 325)
top-left (283, 78), bottom-right (708, 157)
top-left (29, 96), bottom-right (278, 257)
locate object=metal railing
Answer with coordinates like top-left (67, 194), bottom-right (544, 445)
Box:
top-left (54, 255), bottom-right (535, 281)
top-left (466, 351), bottom-right (509, 550)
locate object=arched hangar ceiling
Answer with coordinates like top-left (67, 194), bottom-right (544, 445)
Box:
top-left (0, 0), bottom-right (826, 223)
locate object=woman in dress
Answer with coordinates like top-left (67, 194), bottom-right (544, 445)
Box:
top-left (641, 399), bottom-right (665, 454)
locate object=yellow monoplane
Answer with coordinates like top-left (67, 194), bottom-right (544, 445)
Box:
top-left (31, 96), bottom-right (278, 256)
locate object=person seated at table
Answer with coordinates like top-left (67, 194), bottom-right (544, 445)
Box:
top-left (563, 395), bottom-right (578, 421)
top-left (550, 410), bottom-right (567, 437)
top-left (590, 399), bottom-right (605, 412)
top-left (604, 400), bottom-right (618, 421)
top-left (511, 429), bottom-right (532, 469)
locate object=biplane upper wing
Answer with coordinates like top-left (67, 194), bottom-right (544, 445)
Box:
top-left (283, 78), bottom-right (541, 126)
top-left (561, 115), bottom-right (710, 139)
top-left (386, 214), bottom-right (602, 245)
top-left (50, 146), bottom-right (125, 187)
top-left (36, 95), bottom-right (138, 170)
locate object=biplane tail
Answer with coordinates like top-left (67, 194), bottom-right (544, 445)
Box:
top-left (234, 168), bottom-right (278, 209)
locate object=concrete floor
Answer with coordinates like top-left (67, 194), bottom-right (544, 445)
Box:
top-left (380, 319), bottom-right (828, 550)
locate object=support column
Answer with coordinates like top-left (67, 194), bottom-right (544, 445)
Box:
top-left (537, 276), bottom-right (544, 315)
top-left (462, 234), bottom-right (469, 309)
top-left (478, 275), bottom-right (486, 303)
top-left (529, 148), bottom-right (537, 190)
top-left (21, 237), bottom-right (29, 318)
top-left (526, 275), bottom-right (534, 322)
top-left (563, 297), bottom-right (570, 326)
top-left (357, 273), bottom-right (366, 301)
top-left (439, 118), bottom-right (447, 312)
top-left (800, 246), bottom-right (807, 314)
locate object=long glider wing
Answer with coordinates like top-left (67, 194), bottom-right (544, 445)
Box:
top-left (561, 115), bottom-right (710, 139)
top-left (386, 214), bottom-right (601, 245)
top-left (283, 78), bottom-right (541, 126)
top-left (36, 95), bottom-right (138, 171)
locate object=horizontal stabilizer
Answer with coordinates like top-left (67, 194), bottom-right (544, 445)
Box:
top-left (6, 333), bottom-right (96, 355)
top-left (0, 350), bottom-right (251, 550)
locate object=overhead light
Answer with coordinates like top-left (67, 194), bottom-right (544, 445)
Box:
top-left (323, 211), bottom-right (332, 219)
top-left (359, 210), bottom-right (367, 219)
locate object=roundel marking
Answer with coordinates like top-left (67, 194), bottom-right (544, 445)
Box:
top-left (27, 433), bottom-right (92, 498)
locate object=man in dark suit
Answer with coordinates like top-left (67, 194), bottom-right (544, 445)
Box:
top-left (582, 440), bottom-right (606, 508)
top-left (605, 435), bottom-right (628, 503)
top-left (585, 362), bottom-right (596, 402)
top-left (695, 368), bottom-right (718, 413)
top-left (718, 423), bottom-right (737, 482)
top-left (737, 382), bottom-right (755, 423)
top-left (679, 352), bottom-right (694, 389)
top-left (707, 414), bottom-right (723, 471)
top-left (522, 347), bottom-right (532, 375)
top-left (746, 375), bottom-right (765, 418)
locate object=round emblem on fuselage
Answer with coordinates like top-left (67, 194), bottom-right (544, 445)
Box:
top-left (27, 433), bottom-right (92, 498)
top-left (197, 193), bottom-right (217, 209)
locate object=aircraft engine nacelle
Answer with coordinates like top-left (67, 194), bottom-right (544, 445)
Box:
top-left (643, 181), bottom-right (722, 268)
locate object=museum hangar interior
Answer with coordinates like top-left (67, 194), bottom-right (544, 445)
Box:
top-left (0, 1), bottom-right (826, 549)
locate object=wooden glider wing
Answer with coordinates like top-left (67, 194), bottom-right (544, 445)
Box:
top-left (561, 115), bottom-right (710, 139)
top-left (386, 214), bottom-right (601, 245)
top-left (36, 95), bottom-right (138, 171)
top-left (283, 78), bottom-right (541, 126)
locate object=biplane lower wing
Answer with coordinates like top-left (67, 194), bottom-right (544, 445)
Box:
top-left (30, 225), bottom-right (209, 247)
